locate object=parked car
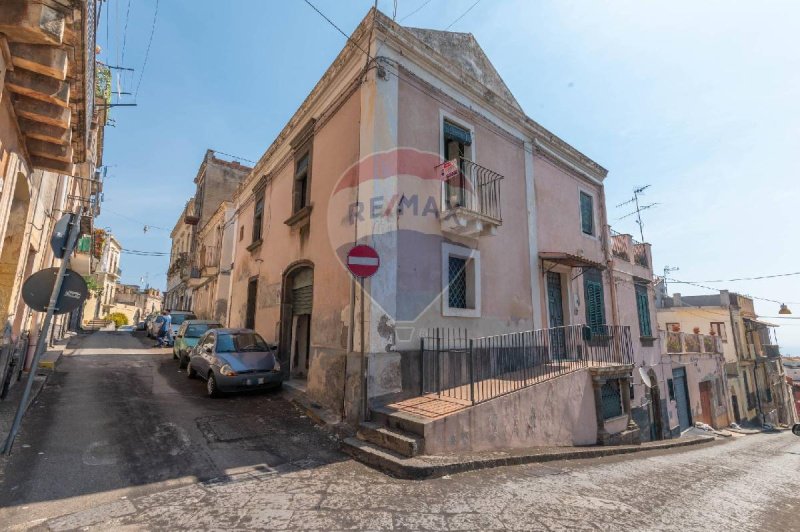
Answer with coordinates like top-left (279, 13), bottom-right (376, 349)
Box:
top-left (136, 320), bottom-right (147, 331)
top-left (173, 320), bottom-right (222, 368)
top-left (167, 311), bottom-right (196, 341)
top-left (116, 325), bottom-right (135, 332)
top-left (186, 328), bottom-right (282, 397)
top-left (144, 313), bottom-right (159, 337)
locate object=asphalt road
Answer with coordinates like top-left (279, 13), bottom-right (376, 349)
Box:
top-left (1, 331), bottom-right (799, 531)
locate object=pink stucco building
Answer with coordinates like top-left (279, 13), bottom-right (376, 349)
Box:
top-left (224, 9), bottom-right (647, 452)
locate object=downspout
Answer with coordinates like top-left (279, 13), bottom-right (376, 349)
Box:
top-left (598, 186), bottom-right (619, 326)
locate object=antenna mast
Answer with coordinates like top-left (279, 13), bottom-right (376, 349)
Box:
top-left (616, 185), bottom-right (658, 242)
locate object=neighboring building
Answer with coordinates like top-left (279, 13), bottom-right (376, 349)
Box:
top-left (223, 9), bottom-right (641, 452)
top-left (656, 290), bottom-right (795, 426)
top-left (0, 0), bottom-right (106, 372)
top-left (608, 230), bottom-right (673, 440)
top-left (164, 151), bottom-right (251, 311)
top-left (191, 201), bottom-right (235, 323)
top-left (113, 284), bottom-right (162, 324)
top-left (81, 231), bottom-right (122, 325)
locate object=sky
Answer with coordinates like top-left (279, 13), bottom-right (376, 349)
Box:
top-left (94, 0), bottom-right (800, 352)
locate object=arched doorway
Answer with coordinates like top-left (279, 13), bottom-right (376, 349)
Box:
top-left (647, 369), bottom-right (664, 440)
top-left (280, 263), bottom-right (313, 379)
top-left (0, 173), bottom-right (31, 329)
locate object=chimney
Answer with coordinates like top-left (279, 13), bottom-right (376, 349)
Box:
top-left (673, 293), bottom-right (682, 307)
top-left (720, 289), bottom-right (730, 306)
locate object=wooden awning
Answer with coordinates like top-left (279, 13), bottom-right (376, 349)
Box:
top-left (539, 252), bottom-right (606, 271)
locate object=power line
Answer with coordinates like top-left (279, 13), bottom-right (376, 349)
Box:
top-left (444, 0), bottom-right (482, 31)
top-left (103, 208), bottom-right (167, 231)
top-left (302, 0), bottom-right (374, 61)
top-left (666, 277), bottom-right (800, 306)
top-left (671, 271), bottom-right (800, 283)
top-left (134, 0), bottom-right (159, 98)
top-left (120, 0), bottom-right (132, 65)
top-left (212, 150), bottom-right (256, 165)
top-left (399, 0), bottom-right (432, 23)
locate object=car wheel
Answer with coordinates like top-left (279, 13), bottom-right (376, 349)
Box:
top-left (187, 361), bottom-right (197, 379)
top-left (207, 373), bottom-right (220, 398)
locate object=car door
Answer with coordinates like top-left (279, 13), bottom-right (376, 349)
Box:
top-left (191, 332), bottom-right (213, 373)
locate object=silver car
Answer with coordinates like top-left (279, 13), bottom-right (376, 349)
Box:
top-left (186, 328), bottom-right (282, 397)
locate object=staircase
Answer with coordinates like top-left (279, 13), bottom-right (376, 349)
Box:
top-left (344, 325), bottom-right (635, 469)
top-left (85, 319), bottom-right (112, 330)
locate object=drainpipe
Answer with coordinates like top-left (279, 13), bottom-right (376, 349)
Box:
top-left (598, 189), bottom-right (619, 326)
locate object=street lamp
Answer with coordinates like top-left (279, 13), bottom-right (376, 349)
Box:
top-left (779, 304), bottom-right (792, 315)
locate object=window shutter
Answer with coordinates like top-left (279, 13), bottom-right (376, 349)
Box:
top-left (583, 270), bottom-right (605, 333)
top-left (443, 122), bottom-right (472, 145)
top-left (635, 285), bottom-right (652, 337)
top-left (580, 192), bottom-right (594, 235)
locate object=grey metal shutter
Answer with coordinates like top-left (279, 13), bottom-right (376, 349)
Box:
top-left (292, 285), bottom-right (313, 315)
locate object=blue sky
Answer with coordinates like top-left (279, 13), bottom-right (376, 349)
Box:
top-left (95, 0), bottom-right (800, 351)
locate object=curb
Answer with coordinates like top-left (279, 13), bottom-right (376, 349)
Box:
top-left (342, 434), bottom-right (717, 480)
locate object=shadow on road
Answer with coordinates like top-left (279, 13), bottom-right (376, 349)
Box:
top-left (0, 331), bottom-right (348, 517)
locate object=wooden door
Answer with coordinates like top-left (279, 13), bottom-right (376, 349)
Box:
top-left (699, 381), bottom-right (713, 426)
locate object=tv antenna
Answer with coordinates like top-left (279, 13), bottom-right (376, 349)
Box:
top-left (663, 265), bottom-right (680, 294)
top-left (616, 185), bottom-right (658, 242)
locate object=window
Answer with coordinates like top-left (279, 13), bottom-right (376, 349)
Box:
top-left (442, 117), bottom-right (473, 209)
top-left (217, 332), bottom-right (271, 353)
top-left (583, 269), bottom-right (605, 333)
top-left (246, 277), bottom-right (258, 330)
top-left (667, 378), bottom-right (675, 401)
top-left (600, 379), bottom-right (623, 419)
top-left (252, 196), bottom-right (264, 243)
top-left (580, 191), bottom-right (594, 235)
top-left (711, 322), bottom-right (727, 342)
top-left (442, 243), bottom-right (480, 317)
top-left (635, 283), bottom-right (652, 337)
top-left (293, 152), bottom-right (310, 214)
top-left (239, 226), bottom-right (244, 242)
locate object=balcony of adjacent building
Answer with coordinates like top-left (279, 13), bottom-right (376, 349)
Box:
top-left (197, 244), bottom-right (220, 278)
top-left (435, 157), bottom-right (503, 237)
top-left (0, 0), bottom-right (99, 178)
top-left (662, 329), bottom-right (723, 357)
top-left (610, 229), bottom-right (651, 271)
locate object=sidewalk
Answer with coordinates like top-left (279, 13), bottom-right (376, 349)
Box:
top-left (343, 434), bottom-right (717, 479)
top-left (0, 332), bottom-right (79, 451)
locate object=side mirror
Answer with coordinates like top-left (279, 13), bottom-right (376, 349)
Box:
top-left (793, 424), bottom-right (800, 437)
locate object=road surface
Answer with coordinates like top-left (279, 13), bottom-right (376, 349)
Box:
top-left (1, 331), bottom-right (798, 531)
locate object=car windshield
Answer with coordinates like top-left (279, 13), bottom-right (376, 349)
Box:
top-left (171, 314), bottom-right (195, 325)
top-left (216, 332), bottom-right (271, 353)
top-left (185, 323), bottom-right (220, 338)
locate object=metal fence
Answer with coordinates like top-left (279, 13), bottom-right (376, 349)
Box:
top-left (420, 325), bottom-right (633, 405)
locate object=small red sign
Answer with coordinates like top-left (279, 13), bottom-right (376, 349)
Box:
top-left (346, 245), bottom-right (380, 278)
top-left (439, 159), bottom-right (460, 181)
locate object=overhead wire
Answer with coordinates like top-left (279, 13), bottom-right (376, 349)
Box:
top-left (302, 0), bottom-right (374, 61)
top-left (666, 277), bottom-right (800, 306)
top-left (134, 0), bottom-right (159, 99)
top-left (444, 0), bottom-right (482, 31)
top-left (399, 0), bottom-right (432, 23)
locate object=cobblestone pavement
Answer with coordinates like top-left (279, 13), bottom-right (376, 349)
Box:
top-left (2, 332), bottom-right (799, 531)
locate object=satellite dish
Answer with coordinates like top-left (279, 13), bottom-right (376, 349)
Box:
top-left (639, 367), bottom-right (652, 388)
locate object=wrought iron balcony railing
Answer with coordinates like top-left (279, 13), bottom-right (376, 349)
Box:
top-left (438, 157), bottom-right (503, 224)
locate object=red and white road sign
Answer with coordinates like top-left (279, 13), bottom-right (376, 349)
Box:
top-left (346, 245), bottom-right (380, 278)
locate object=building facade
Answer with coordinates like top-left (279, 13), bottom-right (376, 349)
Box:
top-left (164, 150), bottom-right (250, 311)
top-left (190, 201), bottom-right (234, 323)
top-left (220, 9), bottom-right (640, 450)
top-left (0, 0), bottom-right (106, 371)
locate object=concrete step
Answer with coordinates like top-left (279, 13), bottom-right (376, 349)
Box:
top-left (341, 437), bottom-right (434, 480)
top-left (371, 407), bottom-right (428, 437)
top-left (357, 422), bottom-right (424, 457)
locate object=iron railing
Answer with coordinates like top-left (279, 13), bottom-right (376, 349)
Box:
top-left (438, 157), bottom-right (503, 223)
top-left (420, 325), bottom-right (632, 405)
top-left (632, 239), bottom-right (648, 267)
top-left (610, 230), bottom-right (630, 261)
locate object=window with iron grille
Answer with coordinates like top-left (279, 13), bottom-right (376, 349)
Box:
top-left (601, 379), bottom-right (623, 419)
top-left (635, 283), bottom-right (652, 337)
top-left (580, 191), bottom-right (594, 235)
top-left (252, 196), bottom-right (264, 243)
top-left (448, 256), bottom-right (468, 309)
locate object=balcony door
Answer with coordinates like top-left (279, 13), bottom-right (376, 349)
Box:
top-left (443, 120), bottom-right (472, 209)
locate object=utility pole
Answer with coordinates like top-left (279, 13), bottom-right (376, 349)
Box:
top-left (617, 185), bottom-right (658, 242)
top-left (2, 209), bottom-right (83, 454)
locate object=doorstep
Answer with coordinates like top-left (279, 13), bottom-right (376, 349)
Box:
top-left (342, 434), bottom-right (718, 480)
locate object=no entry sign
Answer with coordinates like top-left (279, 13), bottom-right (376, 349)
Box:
top-left (346, 245), bottom-right (380, 278)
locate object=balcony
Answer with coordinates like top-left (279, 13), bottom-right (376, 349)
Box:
top-left (197, 244), bottom-right (220, 277)
top-left (436, 157), bottom-right (503, 237)
top-left (663, 330), bottom-right (722, 355)
top-left (609, 229), bottom-right (651, 270)
top-left (764, 344), bottom-right (781, 358)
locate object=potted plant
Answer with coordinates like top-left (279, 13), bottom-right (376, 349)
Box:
top-left (693, 326), bottom-right (701, 334)
top-left (671, 324), bottom-right (680, 332)
top-left (709, 329), bottom-right (717, 336)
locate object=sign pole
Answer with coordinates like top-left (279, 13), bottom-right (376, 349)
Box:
top-left (360, 275), bottom-right (367, 422)
top-left (2, 208), bottom-right (82, 455)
